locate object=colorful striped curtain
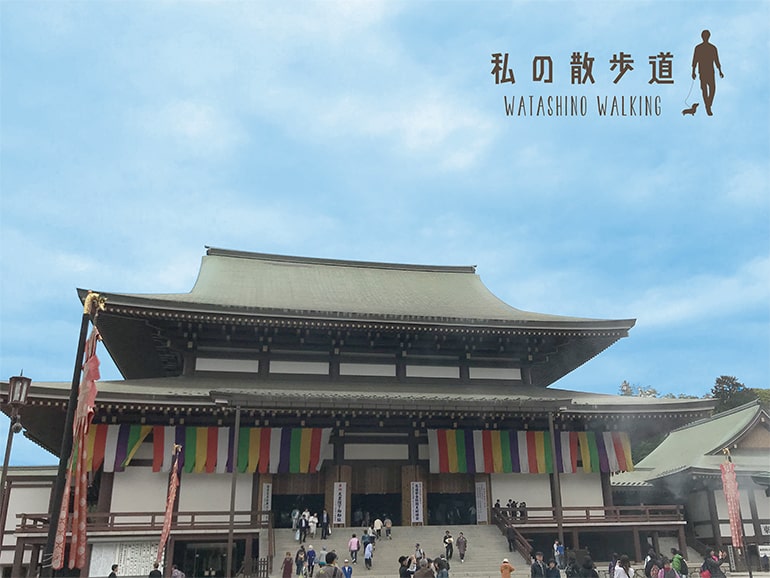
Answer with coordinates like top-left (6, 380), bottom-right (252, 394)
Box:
top-left (85, 425), bottom-right (332, 474)
top-left (428, 429), bottom-right (633, 474)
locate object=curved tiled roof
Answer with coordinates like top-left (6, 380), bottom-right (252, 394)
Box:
top-left (87, 247), bottom-right (636, 329)
top-left (612, 401), bottom-right (769, 486)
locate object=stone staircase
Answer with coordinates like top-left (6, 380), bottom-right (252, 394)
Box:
top-left (271, 525), bottom-right (529, 578)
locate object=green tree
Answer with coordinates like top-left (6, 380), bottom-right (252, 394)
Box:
top-left (751, 388), bottom-right (770, 409)
top-left (619, 380), bottom-right (634, 396)
top-left (711, 375), bottom-right (758, 413)
top-left (618, 381), bottom-right (660, 397)
top-left (632, 433), bottom-right (666, 463)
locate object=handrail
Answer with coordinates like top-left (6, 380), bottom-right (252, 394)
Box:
top-left (492, 509), bottom-right (531, 563)
top-left (685, 534), bottom-right (710, 560)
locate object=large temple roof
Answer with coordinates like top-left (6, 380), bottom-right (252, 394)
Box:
top-left (84, 247), bottom-right (635, 330)
top-left (77, 248), bottom-right (637, 384)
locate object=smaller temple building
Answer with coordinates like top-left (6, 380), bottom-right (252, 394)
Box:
top-left (613, 400), bottom-right (770, 567)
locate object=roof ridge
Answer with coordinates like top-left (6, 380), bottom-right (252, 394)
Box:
top-left (205, 246), bottom-right (477, 274)
top-left (669, 399), bottom-right (760, 433)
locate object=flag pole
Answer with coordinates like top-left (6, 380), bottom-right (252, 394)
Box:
top-left (226, 405), bottom-right (242, 578)
top-left (40, 292), bottom-right (105, 577)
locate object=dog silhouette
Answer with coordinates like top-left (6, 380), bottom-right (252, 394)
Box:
top-left (682, 103), bottom-right (699, 116)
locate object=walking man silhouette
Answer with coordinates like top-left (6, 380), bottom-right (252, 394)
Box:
top-left (691, 30), bottom-right (724, 116)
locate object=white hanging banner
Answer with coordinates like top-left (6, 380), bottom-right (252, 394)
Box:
top-left (410, 481), bottom-right (424, 524)
top-left (333, 482), bottom-right (347, 525)
top-left (261, 483), bottom-right (272, 523)
top-left (475, 481), bottom-right (488, 523)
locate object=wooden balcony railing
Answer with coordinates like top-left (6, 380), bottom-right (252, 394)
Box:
top-left (16, 510), bottom-right (273, 535)
top-left (492, 504), bottom-right (685, 525)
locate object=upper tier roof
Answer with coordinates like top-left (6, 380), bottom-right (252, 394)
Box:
top-left (83, 247), bottom-right (635, 330)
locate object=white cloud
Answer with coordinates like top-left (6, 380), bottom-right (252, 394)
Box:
top-left (627, 254), bottom-right (770, 328)
top-left (724, 160), bottom-right (770, 205)
top-left (136, 100), bottom-right (246, 157)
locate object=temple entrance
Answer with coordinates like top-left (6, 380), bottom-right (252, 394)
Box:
top-left (173, 539), bottom-right (246, 577)
top-left (272, 472), bottom-right (326, 528)
top-left (272, 494), bottom-right (325, 528)
top-left (351, 493), bottom-right (402, 526)
top-left (427, 492), bottom-right (476, 525)
top-left (350, 464), bottom-right (402, 526)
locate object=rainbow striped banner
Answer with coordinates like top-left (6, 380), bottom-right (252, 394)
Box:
top-left (85, 425), bottom-right (332, 474)
top-left (428, 430), bottom-right (633, 474)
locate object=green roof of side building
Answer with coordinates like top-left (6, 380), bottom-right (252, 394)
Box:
top-left (613, 400), bottom-right (770, 487)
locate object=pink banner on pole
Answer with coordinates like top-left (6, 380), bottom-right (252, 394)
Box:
top-left (720, 459), bottom-right (743, 549)
top-left (156, 445), bottom-right (182, 564)
top-left (53, 328), bottom-right (100, 570)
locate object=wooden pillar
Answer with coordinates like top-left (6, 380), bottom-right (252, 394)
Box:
top-left (678, 526), bottom-right (687, 557)
top-left (748, 485), bottom-right (762, 542)
top-left (168, 535), bottom-right (177, 576)
top-left (600, 472), bottom-right (614, 507)
top-left (571, 529), bottom-right (580, 551)
top-left (244, 534), bottom-right (254, 575)
top-left (706, 486), bottom-right (722, 550)
top-left (11, 536), bottom-right (26, 578)
top-left (30, 542), bottom-right (42, 578)
top-left (97, 471), bottom-right (114, 514)
top-left (652, 532), bottom-right (661, 558)
top-left (633, 527), bottom-right (641, 563)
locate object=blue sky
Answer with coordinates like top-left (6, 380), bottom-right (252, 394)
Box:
top-left (1, 1), bottom-right (768, 466)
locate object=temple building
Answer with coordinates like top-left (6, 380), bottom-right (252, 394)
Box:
top-left (612, 400), bottom-right (770, 565)
top-left (1, 248), bottom-right (720, 577)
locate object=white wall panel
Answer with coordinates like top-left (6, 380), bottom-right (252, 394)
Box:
top-left (112, 467), bottom-right (167, 523)
top-left (340, 363), bottom-right (396, 377)
top-left (490, 474), bottom-right (552, 516)
top-left (560, 473), bottom-right (604, 516)
top-left (469, 367), bottom-right (522, 380)
top-left (344, 444), bottom-right (408, 460)
top-left (177, 472), bottom-right (252, 523)
top-left (406, 365), bottom-right (459, 378)
top-left (270, 360), bottom-right (328, 375)
top-left (196, 358), bottom-right (259, 373)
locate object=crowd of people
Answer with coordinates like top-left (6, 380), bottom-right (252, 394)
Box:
top-left (493, 498), bottom-right (529, 522)
top-left (280, 506), bottom-right (734, 578)
top-left (292, 508), bottom-right (333, 542)
top-left (508, 543), bottom-right (726, 578)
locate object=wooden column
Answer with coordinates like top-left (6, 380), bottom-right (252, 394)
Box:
top-left (678, 526), bottom-right (687, 557)
top-left (706, 486), bottom-right (723, 550)
top-left (652, 532), bottom-right (661, 558)
top-left (571, 529), bottom-right (580, 552)
top-left (600, 472), bottom-right (614, 507)
top-left (633, 527), bottom-right (641, 562)
top-left (748, 485), bottom-right (762, 542)
top-left (11, 536), bottom-right (26, 578)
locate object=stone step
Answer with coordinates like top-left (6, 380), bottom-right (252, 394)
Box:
top-left (271, 525), bottom-right (528, 578)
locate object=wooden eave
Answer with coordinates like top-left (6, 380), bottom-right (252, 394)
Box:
top-left (2, 379), bottom-right (714, 459)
